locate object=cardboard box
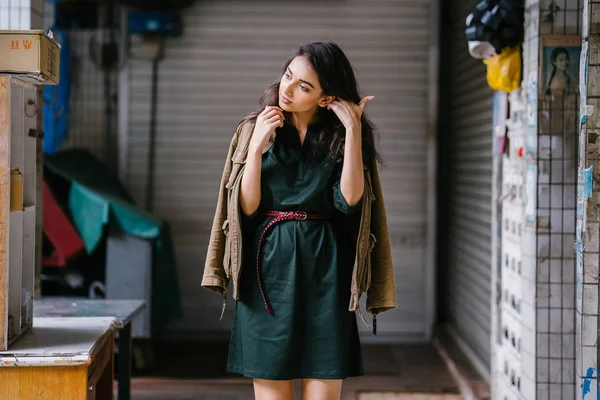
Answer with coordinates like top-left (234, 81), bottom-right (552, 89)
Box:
top-left (0, 30), bottom-right (60, 85)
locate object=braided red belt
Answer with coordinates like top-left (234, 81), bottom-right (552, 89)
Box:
top-left (257, 210), bottom-right (333, 315)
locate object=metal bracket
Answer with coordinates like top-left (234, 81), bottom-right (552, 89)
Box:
top-left (28, 129), bottom-right (44, 139)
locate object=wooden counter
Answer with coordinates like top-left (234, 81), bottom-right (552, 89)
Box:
top-left (0, 317), bottom-right (114, 400)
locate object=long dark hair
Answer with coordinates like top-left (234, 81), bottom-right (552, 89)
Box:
top-left (244, 42), bottom-right (381, 167)
top-left (545, 47), bottom-right (570, 95)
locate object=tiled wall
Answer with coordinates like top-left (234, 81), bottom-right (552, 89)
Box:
top-left (577, 1), bottom-right (600, 399)
top-left (496, 1), bottom-right (540, 398)
top-left (536, 1), bottom-right (581, 399)
top-left (497, 0), bottom-right (581, 399)
top-left (536, 2), bottom-right (581, 399)
top-left (0, 0), bottom-right (44, 29)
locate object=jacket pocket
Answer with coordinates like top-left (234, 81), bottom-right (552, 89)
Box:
top-left (226, 147), bottom-right (247, 189)
top-left (222, 219), bottom-right (231, 278)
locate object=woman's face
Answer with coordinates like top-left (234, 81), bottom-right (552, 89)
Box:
top-left (554, 53), bottom-right (569, 72)
top-left (278, 56), bottom-right (333, 113)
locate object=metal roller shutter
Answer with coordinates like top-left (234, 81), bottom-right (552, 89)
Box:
top-left (124, 0), bottom-right (432, 338)
top-left (440, 0), bottom-right (493, 369)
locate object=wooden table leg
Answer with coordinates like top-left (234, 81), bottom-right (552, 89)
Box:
top-left (118, 322), bottom-right (132, 400)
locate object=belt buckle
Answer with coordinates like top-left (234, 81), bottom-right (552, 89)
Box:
top-left (295, 211), bottom-right (307, 220)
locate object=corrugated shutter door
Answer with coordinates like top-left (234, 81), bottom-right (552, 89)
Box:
top-left (443, 1), bottom-right (493, 367)
top-left (126, 0), bottom-right (431, 338)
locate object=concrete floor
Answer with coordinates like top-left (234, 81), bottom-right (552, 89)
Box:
top-left (121, 342), bottom-right (463, 400)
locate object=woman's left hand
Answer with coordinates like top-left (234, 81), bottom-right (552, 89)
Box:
top-left (327, 96), bottom-right (374, 131)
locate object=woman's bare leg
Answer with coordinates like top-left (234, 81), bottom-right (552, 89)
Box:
top-left (253, 379), bottom-right (294, 400)
top-left (301, 379), bottom-right (343, 400)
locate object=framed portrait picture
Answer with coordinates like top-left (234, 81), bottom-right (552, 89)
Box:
top-left (540, 35), bottom-right (582, 96)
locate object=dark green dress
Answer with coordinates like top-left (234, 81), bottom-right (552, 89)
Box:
top-left (226, 122), bottom-right (364, 380)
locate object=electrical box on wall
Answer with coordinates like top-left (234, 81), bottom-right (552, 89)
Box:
top-left (128, 11), bottom-right (183, 37)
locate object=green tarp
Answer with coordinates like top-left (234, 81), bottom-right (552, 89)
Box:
top-left (45, 149), bottom-right (182, 335)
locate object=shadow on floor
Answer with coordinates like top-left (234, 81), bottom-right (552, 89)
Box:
top-left (125, 342), bottom-right (462, 400)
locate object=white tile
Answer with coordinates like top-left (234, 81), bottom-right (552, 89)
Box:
top-left (538, 383), bottom-right (549, 399)
top-left (550, 259), bottom-right (562, 282)
top-left (550, 359), bottom-right (562, 383)
top-left (538, 333), bottom-right (549, 357)
top-left (538, 234), bottom-right (550, 258)
top-left (564, 283), bottom-right (576, 309)
top-left (522, 254), bottom-right (536, 281)
top-left (562, 385), bottom-right (575, 400)
top-left (582, 284), bottom-right (599, 315)
top-left (551, 209), bottom-right (564, 232)
top-left (538, 283), bottom-right (550, 307)
top-left (582, 346), bottom-right (597, 376)
top-left (523, 230), bottom-right (537, 257)
top-left (563, 308), bottom-right (575, 334)
top-left (522, 351), bottom-right (536, 378)
top-left (550, 334), bottom-right (562, 356)
top-left (538, 357), bottom-right (550, 382)
top-left (563, 334), bottom-right (576, 358)
top-left (522, 326), bottom-right (535, 356)
top-left (9, 7), bottom-right (19, 28)
top-left (582, 315), bottom-right (598, 347)
top-left (583, 253), bottom-right (599, 283)
top-left (522, 374), bottom-right (536, 400)
top-left (549, 283), bottom-right (562, 307)
top-left (561, 235), bottom-right (575, 258)
top-left (538, 307), bottom-right (550, 331)
top-left (19, 6), bottom-right (29, 29)
top-left (522, 280), bottom-right (536, 305)
top-left (550, 308), bottom-right (562, 332)
top-left (0, 9), bottom-right (8, 29)
top-left (577, 333), bottom-right (583, 377)
top-left (586, 224), bottom-right (600, 253)
top-left (0, 0), bottom-right (8, 7)
top-left (563, 359), bottom-right (576, 385)
top-left (564, 209), bottom-right (576, 234)
top-left (550, 383), bottom-right (563, 399)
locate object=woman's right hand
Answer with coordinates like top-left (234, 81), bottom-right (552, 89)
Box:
top-left (249, 106), bottom-right (284, 153)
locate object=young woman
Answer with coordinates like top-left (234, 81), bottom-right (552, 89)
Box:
top-left (202, 41), bottom-right (396, 400)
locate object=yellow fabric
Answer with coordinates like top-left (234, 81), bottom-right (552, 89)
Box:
top-left (484, 45), bottom-right (522, 93)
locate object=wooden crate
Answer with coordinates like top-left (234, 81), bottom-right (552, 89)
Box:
top-left (0, 76), bottom-right (39, 350)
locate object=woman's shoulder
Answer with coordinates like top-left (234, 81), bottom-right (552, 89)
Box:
top-left (229, 117), bottom-right (257, 151)
top-left (232, 117), bottom-right (255, 137)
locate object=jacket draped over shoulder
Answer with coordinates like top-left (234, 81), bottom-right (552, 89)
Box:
top-left (202, 120), bottom-right (396, 316)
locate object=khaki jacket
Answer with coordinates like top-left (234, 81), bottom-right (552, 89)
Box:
top-left (202, 120), bottom-right (397, 315)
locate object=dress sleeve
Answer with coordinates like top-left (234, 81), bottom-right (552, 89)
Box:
top-left (332, 164), bottom-right (363, 215)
